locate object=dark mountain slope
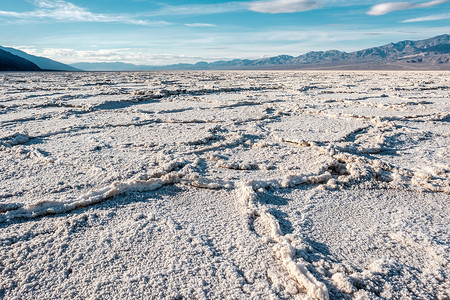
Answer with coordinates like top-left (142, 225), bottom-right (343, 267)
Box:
top-left (0, 49), bottom-right (41, 71)
top-left (0, 46), bottom-right (79, 71)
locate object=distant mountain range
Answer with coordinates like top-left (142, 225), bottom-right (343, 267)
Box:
top-left (0, 46), bottom-right (79, 71)
top-left (1, 34), bottom-right (449, 71)
top-left (71, 34), bottom-right (450, 71)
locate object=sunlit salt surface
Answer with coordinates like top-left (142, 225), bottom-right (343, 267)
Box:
top-left (0, 71), bottom-right (449, 299)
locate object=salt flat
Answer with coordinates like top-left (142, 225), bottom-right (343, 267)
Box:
top-left (0, 71), bottom-right (449, 299)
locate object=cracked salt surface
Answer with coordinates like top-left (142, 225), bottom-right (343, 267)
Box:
top-left (0, 71), bottom-right (449, 299)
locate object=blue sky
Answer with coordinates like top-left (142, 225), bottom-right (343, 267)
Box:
top-left (1, 0), bottom-right (449, 65)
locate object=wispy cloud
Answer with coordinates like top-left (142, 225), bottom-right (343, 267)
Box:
top-left (185, 23), bottom-right (217, 27)
top-left (248, 0), bottom-right (320, 13)
top-left (401, 12), bottom-right (450, 22)
top-left (148, 0), bottom-right (321, 16)
top-left (147, 2), bottom-right (247, 16)
top-left (367, 0), bottom-right (450, 16)
top-left (0, 0), bottom-right (166, 25)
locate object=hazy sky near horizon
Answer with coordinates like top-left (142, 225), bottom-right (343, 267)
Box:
top-left (1, 0), bottom-right (449, 65)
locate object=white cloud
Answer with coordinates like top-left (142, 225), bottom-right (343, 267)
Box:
top-left (248, 0), bottom-right (320, 13)
top-left (0, 0), bottom-right (166, 26)
top-left (14, 46), bottom-right (215, 65)
top-left (367, 2), bottom-right (414, 15)
top-left (185, 23), bottom-right (217, 27)
top-left (401, 12), bottom-right (450, 21)
top-left (367, 0), bottom-right (450, 16)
